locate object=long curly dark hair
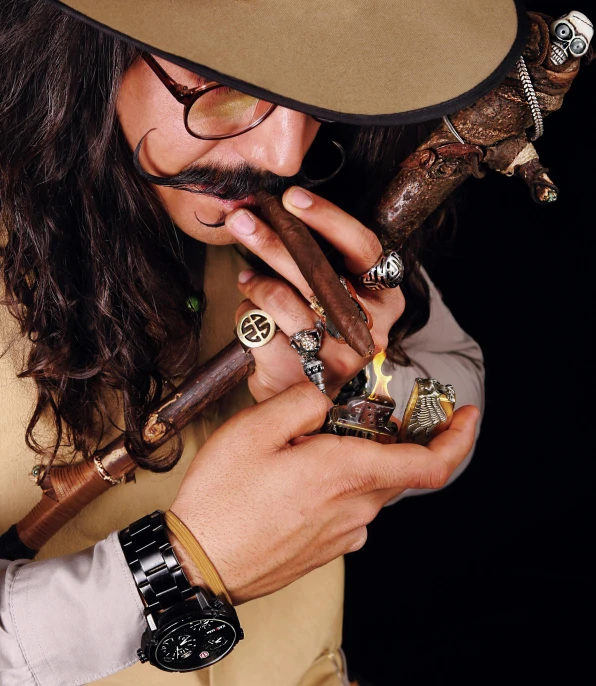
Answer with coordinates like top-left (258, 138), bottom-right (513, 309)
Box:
top-left (0, 0), bottom-right (450, 473)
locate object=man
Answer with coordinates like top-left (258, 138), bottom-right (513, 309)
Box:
top-left (1, 0), bottom-right (521, 683)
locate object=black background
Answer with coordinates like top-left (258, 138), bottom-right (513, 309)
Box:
top-left (343, 3), bottom-right (594, 684)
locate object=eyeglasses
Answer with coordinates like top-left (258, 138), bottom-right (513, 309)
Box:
top-left (141, 52), bottom-right (274, 140)
top-left (141, 52), bottom-right (332, 141)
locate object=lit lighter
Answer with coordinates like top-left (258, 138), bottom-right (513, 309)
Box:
top-left (323, 351), bottom-right (456, 446)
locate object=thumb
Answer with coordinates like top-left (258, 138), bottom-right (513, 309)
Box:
top-left (425, 404), bottom-right (480, 469)
top-left (352, 404), bottom-right (480, 495)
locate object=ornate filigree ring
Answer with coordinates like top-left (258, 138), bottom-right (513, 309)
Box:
top-left (289, 320), bottom-right (326, 394)
top-left (359, 250), bottom-right (405, 291)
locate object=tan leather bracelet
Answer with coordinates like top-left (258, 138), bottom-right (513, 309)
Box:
top-left (164, 510), bottom-right (232, 605)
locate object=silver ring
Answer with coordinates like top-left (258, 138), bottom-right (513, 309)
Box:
top-left (236, 309), bottom-right (277, 348)
top-left (359, 250), bottom-right (404, 291)
top-left (289, 320), bottom-right (326, 393)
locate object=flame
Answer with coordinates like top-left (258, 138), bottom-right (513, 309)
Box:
top-left (370, 349), bottom-right (393, 400)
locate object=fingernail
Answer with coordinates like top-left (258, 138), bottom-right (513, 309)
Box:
top-left (238, 269), bottom-right (256, 284)
top-left (287, 188), bottom-right (313, 209)
top-left (230, 210), bottom-right (256, 235)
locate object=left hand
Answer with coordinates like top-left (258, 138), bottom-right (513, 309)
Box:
top-left (225, 186), bottom-right (406, 402)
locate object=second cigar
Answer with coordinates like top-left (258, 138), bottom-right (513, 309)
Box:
top-left (254, 191), bottom-right (375, 358)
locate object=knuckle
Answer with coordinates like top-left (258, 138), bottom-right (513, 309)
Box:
top-left (234, 299), bottom-right (254, 323)
top-left (292, 381), bottom-right (331, 420)
top-left (355, 502), bottom-right (379, 527)
top-left (252, 372), bottom-right (279, 398)
top-left (316, 434), bottom-right (344, 467)
top-left (377, 286), bottom-right (406, 317)
top-left (373, 333), bottom-right (389, 353)
top-left (337, 470), bottom-right (374, 498)
top-left (346, 526), bottom-right (368, 553)
top-left (310, 386), bottom-right (333, 420)
top-left (335, 443), bottom-right (389, 496)
top-left (370, 462), bottom-right (391, 491)
top-left (263, 282), bottom-right (294, 312)
top-left (329, 355), bottom-right (359, 383)
top-left (419, 459), bottom-right (450, 490)
top-left (394, 289), bottom-right (406, 317)
top-left (358, 231), bottom-right (382, 266)
top-left (255, 226), bottom-right (287, 260)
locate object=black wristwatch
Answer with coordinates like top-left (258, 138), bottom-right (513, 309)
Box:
top-left (118, 510), bottom-right (243, 672)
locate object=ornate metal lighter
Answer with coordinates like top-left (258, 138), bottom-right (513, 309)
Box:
top-left (323, 351), bottom-right (456, 446)
top-left (398, 378), bottom-right (456, 445)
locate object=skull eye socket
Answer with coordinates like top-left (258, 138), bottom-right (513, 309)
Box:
top-left (569, 36), bottom-right (587, 55)
top-left (554, 22), bottom-right (573, 40)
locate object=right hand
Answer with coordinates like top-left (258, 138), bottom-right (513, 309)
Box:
top-left (170, 381), bottom-right (479, 604)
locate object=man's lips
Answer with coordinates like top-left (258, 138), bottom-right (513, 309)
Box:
top-left (215, 194), bottom-right (258, 212)
top-left (193, 193), bottom-right (258, 227)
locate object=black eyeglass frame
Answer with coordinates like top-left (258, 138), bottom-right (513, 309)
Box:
top-left (141, 52), bottom-right (333, 141)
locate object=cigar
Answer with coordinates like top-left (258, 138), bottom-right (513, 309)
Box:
top-left (255, 192), bottom-right (374, 358)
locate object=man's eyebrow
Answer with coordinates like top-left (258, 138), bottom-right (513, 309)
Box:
top-left (187, 72), bottom-right (211, 88)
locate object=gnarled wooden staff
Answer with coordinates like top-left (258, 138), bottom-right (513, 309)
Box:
top-left (374, 11), bottom-right (593, 244)
top-left (0, 10), bottom-right (591, 561)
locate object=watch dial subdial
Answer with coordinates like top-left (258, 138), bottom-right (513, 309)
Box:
top-left (155, 618), bottom-right (237, 671)
top-left (157, 634), bottom-right (197, 663)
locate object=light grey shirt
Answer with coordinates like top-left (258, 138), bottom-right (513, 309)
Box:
top-left (0, 272), bottom-right (484, 685)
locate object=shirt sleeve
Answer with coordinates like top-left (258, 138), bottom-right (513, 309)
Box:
top-left (0, 531), bottom-right (146, 686)
top-left (385, 268), bottom-right (485, 505)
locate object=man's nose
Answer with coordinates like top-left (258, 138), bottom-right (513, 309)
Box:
top-left (231, 106), bottom-right (318, 177)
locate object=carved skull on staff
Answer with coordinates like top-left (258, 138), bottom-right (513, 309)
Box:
top-left (550, 10), bottom-right (594, 65)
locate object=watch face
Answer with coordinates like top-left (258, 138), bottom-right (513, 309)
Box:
top-left (155, 617), bottom-right (237, 671)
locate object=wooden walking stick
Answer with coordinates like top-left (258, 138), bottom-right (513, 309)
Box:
top-left (0, 9), bottom-right (592, 561)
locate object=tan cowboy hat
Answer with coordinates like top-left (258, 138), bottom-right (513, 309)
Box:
top-left (47, 0), bottom-right (528, 124)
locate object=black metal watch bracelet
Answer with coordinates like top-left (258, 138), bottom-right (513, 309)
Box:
top-left (118, 510), bottom-right (196, 613)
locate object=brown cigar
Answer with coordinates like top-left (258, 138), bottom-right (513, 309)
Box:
top-left (255, 191), bottom-right (374, 358)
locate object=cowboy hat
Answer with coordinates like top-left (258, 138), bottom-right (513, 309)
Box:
top-left (47, 0), bottom-right (528, 125)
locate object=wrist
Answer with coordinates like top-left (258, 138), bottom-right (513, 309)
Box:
top-left (119, 511), bottom-right (243, 672)
top-left (168, 530), bottom-right (207, 588)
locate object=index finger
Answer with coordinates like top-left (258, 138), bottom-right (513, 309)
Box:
top-left (234, 380), bottom-right (332, 449)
